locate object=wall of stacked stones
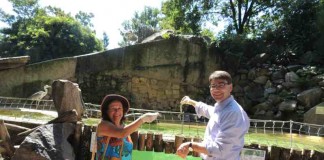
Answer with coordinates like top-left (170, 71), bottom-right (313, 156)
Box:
top-left (230, 61), bottom-right (324, 123)
top-left (0, 37), bottom-right (222, 112)
top-left (1, 36), bottom-right (323, 116)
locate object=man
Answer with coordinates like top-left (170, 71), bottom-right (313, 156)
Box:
top-left (176, 70), bottom-right (250, 160)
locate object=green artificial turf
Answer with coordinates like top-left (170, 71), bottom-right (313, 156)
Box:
top-left (132, 150), bottom-right (201, 160)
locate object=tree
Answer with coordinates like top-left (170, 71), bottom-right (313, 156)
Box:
top-left (0, 0), bottom-right (103, 62)
top-left (160, 0), bottom-right (279, 37)
top-left (316, 0), bottom-right (324, 61)
top-left (260, 0), bottom-right (321, 63)
top-left (219, 0), bottom-right (275, 35)
top-left (119, 6), bottom-right (161, 47)
top-left (75, 11), bottom-right (94, 29)
top-left (9, 0), bottom-right (39, 19)
top-left (160, 0), bottom-right (209, 35)
top-left (102, 32), bottom-right (109, 49)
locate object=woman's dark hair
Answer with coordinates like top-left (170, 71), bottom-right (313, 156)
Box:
top-left (100, 94), bottom-right (130, 125)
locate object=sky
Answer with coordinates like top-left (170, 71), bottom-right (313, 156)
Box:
top-left (0, 0), bottom-right (163, 49)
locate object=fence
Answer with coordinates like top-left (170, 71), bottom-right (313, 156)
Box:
top-left (0, 96), bottom-right (324, 152)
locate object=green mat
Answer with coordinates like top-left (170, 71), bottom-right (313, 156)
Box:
top-left (132, 150), bottom-right (201, 160)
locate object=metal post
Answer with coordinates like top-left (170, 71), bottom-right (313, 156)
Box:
top-left (181, 113), bottom-right (184, 134)
top-left (290, 120), bottom-right (293, 148)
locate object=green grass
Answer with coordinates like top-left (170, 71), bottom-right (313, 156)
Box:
top-left (0, 109), bottom-right (55, 121)
top-left (245, 131), bottom-right (324, 152)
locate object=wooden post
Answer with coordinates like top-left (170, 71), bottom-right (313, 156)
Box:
top-left (164, 140), bottom-right (174, 154)
top-left (269, 146), bottom-right (280, 160)
top-left (138, 132), bottom-right (146, 151)
top-left (74, 121), bottom-right (83, 160)
top-left (184, 137), bottom-right (192, 155)
top-left (79, 125), bottom-right (94, 160)
top-left (130, 131), bottom-right (139, 150)
top-left (290, 149), bottom-right (302, 160)
top-left (279, 147), bottom-right (290, 160)
top-left (174, 135), bottom-right (184, 153)
top-left (302, 149), bottom-right (311, 160)
top-left (310, 150), bottom-right (324, 160)
top-left (146, 132), bottom-right (154, 151)
top-left (154, 133), bottom-right (163, 152)
top-left (90, 126), bottom-right (97, 160)
top-left (192, 137), bottom-right (201, 157)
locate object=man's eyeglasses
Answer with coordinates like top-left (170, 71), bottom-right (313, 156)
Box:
top-left (209, 82), bottom-right (228, 90)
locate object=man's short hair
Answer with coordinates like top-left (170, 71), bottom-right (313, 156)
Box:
top-left (209, 70), bottom-right (232, 84)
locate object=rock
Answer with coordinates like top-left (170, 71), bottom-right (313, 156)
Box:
top-left (267, 94), bottom-right (283, 106)
top-left (236, 96), bottom-right (252, 112)
top-left (232, 85), bottom-right (243, 94)
top-left (319, 80), bottom-right (324, 87)
top-left (285, 71), bottom-right (300, 82)
top-left (253, 76), bottom-right (268, 85)
top-left (244, 84), bottom-right (264, 102)
top-left (52, 80), bottom-right (85, 120)
top-left (271, 69), bottom-right (286, 81)
top-left (264, 88), bottom-right (277, 97)
top-left (12, 123), bottom-right (76, 160)
top-left (304, 102), bottom-right (324, 125)
top-left (276, 84), bottom-right (284, 92)
top-left (253, 102), bottom-right (272, 113)
top-left (274, 111), bottom-right (282, 119)
top-left (312, 74), bottom-right (324, 83)
top-left (273, 79), bottom-right (284, 84)
top-left (256, 68), bottom-right (270, 77)
top-left (290, 88), bottom-right (302, 94)
top-left (248, 68), bottom-right (256, 80)
top-left (298, 51), bottom-right (315, 64)
top-left (255, 110), bottom-right (266, 115)
top-left (297, 88), bottom-right (323, 109)
top-left (287, 65), bottom-right (303, 72)
top-left (141, 30), bottom-right (174, 43)
top-left (237, 69), bottom-right (249, 74)
top-left (278, 100), bottom-right (297, 112)
top-left (264, 80), bottom-right (272, 89)
top-left (282, 81), bottom-right (299, 88)
top-left (247, 53), bottom-right (270, 66)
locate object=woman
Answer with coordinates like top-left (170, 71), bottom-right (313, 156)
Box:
top-left (96, 94), bottom-right (159, 160)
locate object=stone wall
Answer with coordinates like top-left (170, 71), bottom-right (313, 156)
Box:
top-left (0, 57), bottom-right (76, 97)
top-left (0, 37), bottom-right (222, 111)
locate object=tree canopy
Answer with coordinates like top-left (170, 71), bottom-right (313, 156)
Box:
top-left (0, 0), bottom-right (103, 63)
top-left (119, 6), bottom-right (161, 46)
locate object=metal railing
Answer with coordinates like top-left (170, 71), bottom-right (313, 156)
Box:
top-left (1, 96), bottom-right (323, 148)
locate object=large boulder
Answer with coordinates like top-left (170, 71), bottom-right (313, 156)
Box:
top-left (12, 123), bottom-right (76, 160)
top-left (52, 79), bottom-right (84, 120)
top-left (304, 102), bottom-right (324, 125)
top-left (297, 88), bottom-right (323, 109)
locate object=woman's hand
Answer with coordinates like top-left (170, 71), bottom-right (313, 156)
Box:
top-left (140, 112), bottom-right (160, 123)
